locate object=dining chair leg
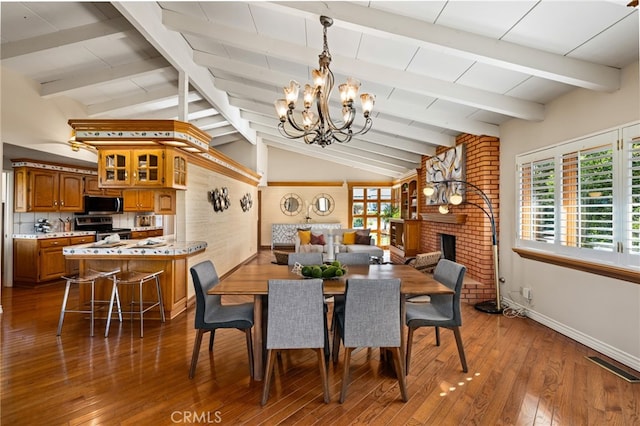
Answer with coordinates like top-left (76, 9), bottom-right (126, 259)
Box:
top-left (209, 330), bottom-right (216, 351)
top-left (189, 329), bottom-right (205, 379)
top-left (245, 329), bottom-right (254, 378)
top-left (339, 347), bottom-right (354, 403)
top-left (323, 313), bottom-right (330, 365)
top-left (452, 326), bottom-right (468, 373)
top-left (435, 326), bottom-right (441, 346)
top-left (390, 347), bottom-right (409, 402)
top-left (261, 349), bottom-right (276, 406)
top-left (331, 325), bottom-right (341, 363)
top-left (406, 327), bottom-right (415, 375)
top-left (316, 348), bottom-right (330, 403)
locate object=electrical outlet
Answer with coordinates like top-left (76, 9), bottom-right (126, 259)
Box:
top-left (522, 287), bottom-right (532, 300)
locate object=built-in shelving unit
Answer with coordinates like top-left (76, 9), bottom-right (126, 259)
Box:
top-left (400, 179), bottom-right (419, 220)
top-left (389, 218), bottom-right (420, 260)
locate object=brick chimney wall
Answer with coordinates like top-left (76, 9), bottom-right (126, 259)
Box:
top-left (419, 134), bottom-right (500, 304)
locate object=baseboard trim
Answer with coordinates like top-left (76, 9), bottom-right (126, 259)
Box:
top-left (503, 297), bottom-right (640, 372)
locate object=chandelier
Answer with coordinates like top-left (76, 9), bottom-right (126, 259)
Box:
top-left (274, 16), bottom-right (375, 148)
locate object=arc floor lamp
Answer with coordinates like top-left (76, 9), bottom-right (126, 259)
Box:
top-left (424, 179), bottom-right (503, 314)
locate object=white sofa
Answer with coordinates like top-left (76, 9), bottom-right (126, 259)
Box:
top-left (295, 228), bottom-right (384, 261)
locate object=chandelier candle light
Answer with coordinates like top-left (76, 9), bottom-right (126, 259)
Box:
top-left (274, 16), bottom-right (375, 148)
top-left (424, 179), bottom-right (503, 314)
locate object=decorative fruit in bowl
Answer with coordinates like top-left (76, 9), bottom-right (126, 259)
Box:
top-left (300, 261), bottom-right (347, 279)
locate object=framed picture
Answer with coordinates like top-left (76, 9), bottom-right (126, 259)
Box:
top-left (425, 145), bottom-right (466, 205)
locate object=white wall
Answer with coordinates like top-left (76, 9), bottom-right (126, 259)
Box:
top-left (260, 146), bottom-right (394, 246)
top-left (261, 184), bottom-right (348, 246)
top-left (265, 146), bottom-right (393, 182)
top-left (500, 62), bottom-right (640, 369)
top-left (1, 66), bottom-right (95, 164)
top-left (180, 162), bottom-right (258, 299)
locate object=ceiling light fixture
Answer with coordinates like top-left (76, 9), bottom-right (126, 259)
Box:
top-left (274, 16), bottom-right (375, 148)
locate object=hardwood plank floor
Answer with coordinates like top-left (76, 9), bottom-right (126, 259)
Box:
top-left (2, 250), bottom-right (639, 425)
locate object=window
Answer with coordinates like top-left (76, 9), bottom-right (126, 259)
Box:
top-left (516, 123), bottom-right (639, 270)
top-left (349, 185), bottom-right (393, 247)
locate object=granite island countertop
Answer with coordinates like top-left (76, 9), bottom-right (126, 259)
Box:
top-left (63, 238), bottom-right (207, 258)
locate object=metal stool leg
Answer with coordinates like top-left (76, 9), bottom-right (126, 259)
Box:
top-left (155, 275), bottom-right (166, 323)
top-left (139, 279), bottom-right (144, 338)
top-left (89, 281), bottom-right (95, 337)
top-left (106, 270), bottom-right (164, 338)
top-left (56, 278), bottom-right (73, 336)
top-left (105, 279), bottom-right (119, 337)
top-left (58, 269), bottom-right (120, 337)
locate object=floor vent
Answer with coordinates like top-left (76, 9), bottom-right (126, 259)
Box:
top-left (586, 356), bottom-right (640, 383)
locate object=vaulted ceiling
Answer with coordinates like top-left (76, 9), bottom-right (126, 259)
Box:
top-left (2, 1), bottom-right (638, 178)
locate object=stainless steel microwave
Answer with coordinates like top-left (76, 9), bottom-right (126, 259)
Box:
top-left (82, 196), bottom-right (124, 215)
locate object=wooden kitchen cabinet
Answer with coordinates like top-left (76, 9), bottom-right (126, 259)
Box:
top-left (40, 238), bottom-right (68, 281)
top-left (97, 147), bottom-right (187, 189)
top-left (154, 189), bottom-right (176, 214)
top-left (99, 148), bottom-right (165, 188)
top-left (14, 167), bottom-right (84, 213)
top-left (123, 189), bottom-right (155, 212)
top-left (165, 149), bottom-right (187, 189)
top-left (131, 228), bottom-right (163, 239)
top-left (99, 150), bottom-right (131, 187)
top-left (84, 175), bottom-right (122, 197)
top-left (14, 237), bottom-right (77, 286)
top-left (133, 149), bottom-right (164, 186)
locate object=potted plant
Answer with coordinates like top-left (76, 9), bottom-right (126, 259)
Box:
top-left (380, 204), bottom-right (400, 230)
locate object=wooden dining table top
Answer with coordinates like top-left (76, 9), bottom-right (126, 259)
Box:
top-left (210, 263), bottom-right (453, 296)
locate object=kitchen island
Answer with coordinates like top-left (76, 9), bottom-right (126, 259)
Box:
top-left (63, 238), bottom-right (207, 319)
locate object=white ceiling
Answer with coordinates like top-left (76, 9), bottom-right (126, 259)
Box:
top-left (1, 1), bottom-right (638, 178)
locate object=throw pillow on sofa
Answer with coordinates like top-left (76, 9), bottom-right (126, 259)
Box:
top-left (298, 229), bottom-right (311, 245)
top-left (355, 229), bottom-right (371, 245)
top-left (310, 232), bottom-right (326, 245)
top-left (343, 232), bottom-right (356, 244)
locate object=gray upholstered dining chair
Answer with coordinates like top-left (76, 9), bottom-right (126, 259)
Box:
top-left (331, 251), bottom-right (371, 332)
top-left (335, 252), bottom-right (370, 265)
top-left (405, 259), bottom-right (468, 374)
top-left (287, 252), bottom-right (323, 266)
top-left (332, 278), bottom-right (408, 403)
top-left (189, 260), bottom-right (254, 379)
top-left (261, 279), bottom-right (330, 405)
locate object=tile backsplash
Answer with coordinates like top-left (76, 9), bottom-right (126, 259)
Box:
top-left (13, 212), bottom-right (141, 234)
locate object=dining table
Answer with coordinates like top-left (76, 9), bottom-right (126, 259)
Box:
top-left (210, 263), bottom-right (454, 380)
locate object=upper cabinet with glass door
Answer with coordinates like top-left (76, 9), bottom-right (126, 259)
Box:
top-left (100, 150), bottom-right (132, 187)
top-left (98, 147), bottom-right (187, 189)
top-left (133, 149), bottom-right (164, 186)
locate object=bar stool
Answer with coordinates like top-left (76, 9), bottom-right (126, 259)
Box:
top-left (105, 270), bottom-right (165, 338)
top-left (57, 268), bottom-right (121, 337)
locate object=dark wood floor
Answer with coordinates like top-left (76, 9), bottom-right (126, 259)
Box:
top-left (2, 250), bottom-right (639, 425)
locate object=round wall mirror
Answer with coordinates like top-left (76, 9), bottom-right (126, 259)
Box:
top-left (280, 193), bottom-right (303, 216)
top-left (312, 193), bottom-right (335, 216)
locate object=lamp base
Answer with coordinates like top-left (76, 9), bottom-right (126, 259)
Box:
top-left (474, 300), bottom-right (503, 314)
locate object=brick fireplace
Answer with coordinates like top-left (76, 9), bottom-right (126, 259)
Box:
top-left (419, 134), bottom-right (500, 305)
